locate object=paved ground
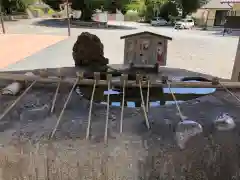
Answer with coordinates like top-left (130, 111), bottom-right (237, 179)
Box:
top-left (0, 34), bottom-right (66, 68)
top-left (1, 18), bottom-right (239, 79)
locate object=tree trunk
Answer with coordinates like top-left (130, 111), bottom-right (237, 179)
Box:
top-left (72, 0), bottom-right (93, 21)
top-left (79, 7), bottom-right (93, 21)
top-left (181, 10), bottom-right (187, 18)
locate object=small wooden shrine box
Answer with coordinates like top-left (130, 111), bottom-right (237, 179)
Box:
top-left (120, 31), bottom-right (172, 72)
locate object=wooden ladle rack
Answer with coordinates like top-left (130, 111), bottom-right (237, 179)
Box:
top-left (0, 71), bottom-right (238, 89)
top-left (0, 71), bottom-right (239, 143)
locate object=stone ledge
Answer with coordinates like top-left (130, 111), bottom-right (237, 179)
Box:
top-left (71, 20), bottom-right (108, 28)
top-left (3, 15), bottom-right (29, 21)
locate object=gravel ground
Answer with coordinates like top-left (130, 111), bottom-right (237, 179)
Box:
top-left (0, 77), bottom-right (240, 179)
top-left (1, 19), bottom-right (239, 79)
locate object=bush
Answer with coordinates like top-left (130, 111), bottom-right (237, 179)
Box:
top-left (124, 11), bottom-right (140, 21)
top-left (47, 8), bottom-right (55, 15)
top-left (145, 3), bottom-right (154, 22)
top-left (160, 2), bottom-right (179, 21)
top-left (36, 8), bottom-right (44, 16)
top-left (28, 6), bottom-right (44, 17)
top-left (168, 16), bottom-right (181, 25)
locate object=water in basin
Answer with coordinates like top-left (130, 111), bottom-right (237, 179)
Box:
top-left (104, 80), bottom-right (216, 107)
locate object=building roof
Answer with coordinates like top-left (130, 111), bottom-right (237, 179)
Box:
top-left (120, 31), bottom-right (172, 40)
top-left (221, 0), bottom-right (240, 3)
top-left (201, 0), bottom-right (232, 9)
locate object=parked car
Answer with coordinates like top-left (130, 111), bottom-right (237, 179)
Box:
top-left (169, 16), bottom-right (182, 25)
top-left (52, 12), bottom-right (62, 18)
top-left (69, 10), bottom-right (81, 20)
top-left (151, 17), bottom-right (168, 26)
top-left (174, 18), bottom-right (194, 29)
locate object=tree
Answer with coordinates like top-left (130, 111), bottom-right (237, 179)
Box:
top-left (112, 0), bottom-right (129, 14)
top-left (42, 0), bottom-right (62, 10)
top-left (126, 0), bottom-right (167, 21)
top-left (173, 0), bottom-right (208, 17)
top-left (126, 0), bottom-right (145, 12)
top-left (159, 1), bottom-right (178, 20)
top-left (1, 0), bottom-right (12, 14)
top-left (1, 0), bottom-right (34, 14)
top-left (145, 2), bottom-right (154, 21)
top-left (42, 0), bottom-right (130, 21)
top-left (71, 0), bottom-right (93, 21)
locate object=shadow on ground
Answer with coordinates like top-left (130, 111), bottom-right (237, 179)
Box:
top-left (197, 28), bottom-right (240, 37)
top-left (211, 30), bottom-right (240, 37)
top-left (32, 18), bottom-right (137, 30)
top-left (2, 19), bottom-right (18, 22)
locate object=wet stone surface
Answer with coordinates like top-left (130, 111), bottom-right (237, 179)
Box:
top-left (0, 69), bottom-right (240, 179)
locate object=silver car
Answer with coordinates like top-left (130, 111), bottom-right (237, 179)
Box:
top-left (151, 17), bottom-right (168, 26)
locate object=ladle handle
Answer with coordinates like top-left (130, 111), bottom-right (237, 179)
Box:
top-left (167, 81), bottom-right (185, 121)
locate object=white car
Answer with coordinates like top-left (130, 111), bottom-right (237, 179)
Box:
top-left (151, 17), bottom-right (168, 26)
top-left (174, 19), bottom-right (194, 29)
top-left (69, 10), bottom-right (82, 19)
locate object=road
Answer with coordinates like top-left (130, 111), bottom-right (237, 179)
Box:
top-left (1, 18), bottom-right (239, 79)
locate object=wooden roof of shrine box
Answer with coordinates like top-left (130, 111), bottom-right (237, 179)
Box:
top-left (120, 31), bottom-right (173, 69)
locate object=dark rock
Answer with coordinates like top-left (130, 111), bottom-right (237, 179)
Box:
top-left (72, 32), bottom-right (109, 69)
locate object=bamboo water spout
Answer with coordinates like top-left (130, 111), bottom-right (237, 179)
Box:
top-left (50, 81), bottom-right (61, 114)
top-left (50, 69), bottom-right (63, 113)
top-left (120, 74), bottom-right (128, 134)
top-left (50, 78), bottom-right (79, 139)
top-left (104, 74), bottom-right (112, 143)
top-left (86, 72), bottom-right (100, 140)
top-left (146, 77), bottom-right (150, 113)
top-left (137, 74), bottom-right (150, 130)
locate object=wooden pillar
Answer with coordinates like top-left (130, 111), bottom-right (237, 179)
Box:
top-left (0, 0), bottom-right (6, 34)
top-left (205, 10), bottom-right (210, 28)
top-left (66, 1), bottom-right (71, 36)
top-left (231, 37), bottom-right (240, 81)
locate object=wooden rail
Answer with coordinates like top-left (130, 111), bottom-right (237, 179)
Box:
top-left (0, 71), bottom-right (237, 142)
top-left (0, 72), bottom-right (238, 89)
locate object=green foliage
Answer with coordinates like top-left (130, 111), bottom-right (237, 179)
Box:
top-left (28, 5), bottom-right (44, 16)
top-left (174, 0), bottom-right (208, 17)
top-left (71, 0), bottom-right (84, 11)
top-left (47, 8), bottom-right (55, 15)
top-left (124, 11), bottom-right (140, 21)
top-left (41, 0), bottom-right (62, 10)
top-left (39, 0), bottom-right (208, 21)
top-left (115, 0), bottom-right (129, 14)
top-left (22, 0), bottom-right (36, 6)
top-left (71, 0), bottom-right (95, 21)
top-left (182, 0), bottom-right (200, 17)
top-left (71, 0), bottom-right (112, 20)
top-left (35, 8), bottom-right (44, 15)
top-left (126, 0), bottom-right (145, 11)
top-left (1, 0), bottom-right (35, 14)
top-left (159, 1), bottom-right (178, 20)
top-left (16, 0), bottom-right (27, 12)
top-left (126, 0), bottom-right (170, 21)
top-left (42, 0), bottom-right (130, 21)
top-left (145, 2), bottom-right (154, 21)
top-left (125, 0), bottom-right (208, 21)
top-left (138, 7), bottom-right (146, 18)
